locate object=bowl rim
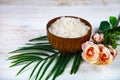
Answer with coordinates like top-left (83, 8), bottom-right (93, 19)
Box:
top-left (47, 16), bottom-right (92, 40)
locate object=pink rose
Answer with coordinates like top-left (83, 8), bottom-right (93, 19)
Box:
top-left (81, 42), bottom-right (114, 65)
top-left (81, 41), bottom-right (99, 64)
top-left (92, 33), bottom-right (104, 43)
top-left (98, 44), bottom-right (113, 65)
top-left (108, 45), bottom-right (118, 59)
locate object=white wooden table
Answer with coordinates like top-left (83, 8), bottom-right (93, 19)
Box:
top-left (0, 0), bottom-right (120, 80)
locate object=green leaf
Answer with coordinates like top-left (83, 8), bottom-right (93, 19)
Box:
top-left (45, 54), bottom-right (64, 80)
top-left (16, 61), bottom-right (33, 75)
top-left (10, 60), bottom-right (31, 67)
top-left (111, 39), bottom-right (117, 49)
top-left (11, 56), bottom-right (42, 62)
top-left (26, 42), bottom-right (50, 45)
top-left (110, 33), bottom-right (120, 39)
top-left (113, 27), bottom-right (120, 32)
top-left (56, 54), bottom-right (72, 76)
top-left (73, 53), bottom-right (83, 73)
top-left (70, 51), bottom-right (83, 74)
top-left (39, 54), bottom-right (57, 80)
top-left (35, 59), bottom-right (47, 80)
top-left (52, 54), bottom-right (66, 80)
top-left (10, 45), bottom-right (57, 54)
top-left (109, 16), bottom-right (117, 27)
top-left (29, 36), bottom-right (47, 42)
top-left (29, 61), bottom-right (41, 80)
top-left (99, 21), bottom-right (110, 32)
top-left (10, 56), bottom-right (42, 67)
top-left (8, 52), bottom-right (49, 60)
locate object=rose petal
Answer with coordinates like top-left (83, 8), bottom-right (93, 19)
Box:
top-left (81, 41), bottom-right (94, 50)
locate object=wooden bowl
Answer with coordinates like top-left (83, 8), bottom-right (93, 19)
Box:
top-left (46, 16), bottom-right (92, 54)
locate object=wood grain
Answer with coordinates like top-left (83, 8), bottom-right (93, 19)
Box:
top-left (0, 0), bottom-right (120, 6)
top-left (0, 0), bottom-right (120, 80)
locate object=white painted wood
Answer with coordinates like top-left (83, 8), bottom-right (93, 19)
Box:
top-left (0, 0), bottom-right (120, 80)
top-left (0, 0), bottom-right (120, 6)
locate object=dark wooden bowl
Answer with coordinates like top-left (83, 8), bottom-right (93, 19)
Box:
top-left (46, 16), bottom-right (92, 54)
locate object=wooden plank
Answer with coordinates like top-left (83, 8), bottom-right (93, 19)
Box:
top-left (0, 0), bottom-right (120, 6)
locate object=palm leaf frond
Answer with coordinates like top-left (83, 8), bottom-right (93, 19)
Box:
top-left (10, 45), bottom-right (56, 53)
top-left (35, 60), bottom-right (47, 80)
top-left (70, 51), bottom-right (83, 74)
top-left (8, 52), bottom-right (49, 60)
top-left (29, 36), bottom-right (47, 42)
top-left (39, 54), bottom-right (57, 80)
top-left (26, 42), bottom-right (50, 45)
top-left (52, 54), bottom-right (72, 80)
top-left (10, 56), bottom-right (42, 67)
top-left (29, 61), bottom-right (41, 80)
top-left (9, 35), bottom-right (83, 80)
top-left (16, 61), bottom-right (33, 75)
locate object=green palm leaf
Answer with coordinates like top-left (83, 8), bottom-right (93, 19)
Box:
top-left (29, 36), bottom-right (47, 42)
top-left (38, 54), bottom-right (57, 80)
top-left (26, 42), bottom-right (50, 45)
top-left (9, 35), bottom-right (83, 80)
top-left (8, 52), bottom-right (49, 60)
top-left (52, 54), bottom-right (72, 80)
top-left (35, 59), bottom-right (47, 80)
top-left (70, 51), bottom-right (83, 74)
top-left (16, 61), bottom-right (33, 75)
top-left (10, 45), bottom-right (56, 53)
top-left (29, 61), bottom-right (41, 80)
top-left (10, 56), bottom-right (42, 67)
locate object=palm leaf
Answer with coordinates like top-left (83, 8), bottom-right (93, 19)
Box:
top-left (38, 54), bottom-right (57, 80)
top-left (10, 45), bottom-right (56, 53)
top-left (71, 52), bottom-right (83, 74)
top-left (29, 36), bottom-right (47, 42)
top-left (52, 54), bottom-right (72, 80)
top-left (8, 52), bottom-right (49, 60)
top-left (9, 35), bottom-right (83, 80)
top-left (10, 56), bottom-right (42, 67)
top-left (29, 61), bottom-right (41, 80)
top-left (45, 54), bottom-right (64, 80)
top-left (35, 59), bottom-right (47, 80)
top-left (70, 51), bottom-right (83, 74)
top-left (26, 42), bottom-right (50, 45)
top-left (16, 61), bottom-right (33, 75)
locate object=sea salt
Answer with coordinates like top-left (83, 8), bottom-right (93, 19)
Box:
top-left (49, 17), bottom-right (90, 38)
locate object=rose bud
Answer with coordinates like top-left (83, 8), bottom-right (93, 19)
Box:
top-left (92, 33), bottom-right (104, 43)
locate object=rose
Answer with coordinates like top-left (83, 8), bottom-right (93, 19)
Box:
top-left (98, 44), bottom-right (113, 65)
top-left (108, 45), bottom-right (118, 59)
top-left (81, 42), bottom-right (114, 65)
top-left (92, 33), bottom-right (104, 43)
top-left (81, 41), bottom-right (99, 64)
